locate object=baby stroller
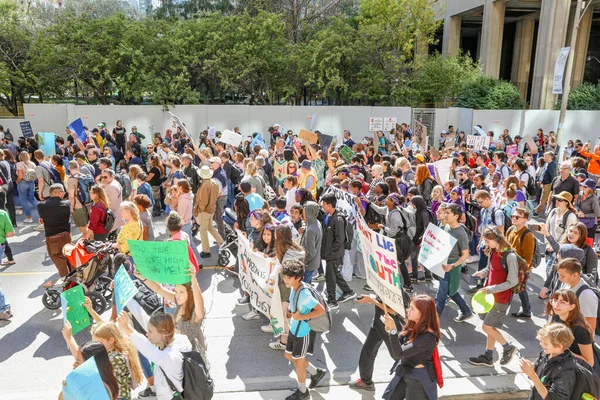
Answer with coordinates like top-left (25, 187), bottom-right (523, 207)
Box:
top-left (42, 239), bottom-right (117, 314)
top-left (218, 208), bottom-right (238, 267)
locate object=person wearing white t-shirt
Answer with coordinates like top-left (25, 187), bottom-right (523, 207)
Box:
top-left (557, 258), bottom-right (598, 332)
top-left (279, 175), bottom-right (299, 214)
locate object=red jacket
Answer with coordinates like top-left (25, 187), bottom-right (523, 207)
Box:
top-left (88, 202), bottom-right (108, 235)
top-left (486, 250), bottom-right (512, 304)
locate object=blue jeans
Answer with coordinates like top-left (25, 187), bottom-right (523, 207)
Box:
top-left (17, 180), bottom-right (35, 217)
top-left (181, 222), bottom-right (202, 263)
top-left (469, 232), bottom-right (479, 256)
top-left (303, 270), bottom-right (315, 284)
top-left (226, 181), bottom-right (235, 209)
top-left (435, 275), bottom-right (471, 316)
top-left (517, 290), bottom-right (532, 315)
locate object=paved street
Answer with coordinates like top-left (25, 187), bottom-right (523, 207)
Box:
top-left (1, 215), bottom-right (543, 399)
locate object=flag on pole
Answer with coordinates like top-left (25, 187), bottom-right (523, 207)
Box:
top-left (67, 118), bottom-right (87, 143)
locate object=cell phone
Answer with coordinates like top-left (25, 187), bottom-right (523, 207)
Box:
top-left (529, 224), bottom-right (542, 232)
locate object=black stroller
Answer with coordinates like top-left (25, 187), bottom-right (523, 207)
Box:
top-left (218, 208), bottom-right (238, 267)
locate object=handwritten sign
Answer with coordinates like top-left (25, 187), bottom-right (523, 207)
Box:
top-left (418, 223), bottom-right (457, 277)
top-left (20, 121), bottom-right (34, 138)
top-left (63, 356), bottom-right (110, 400)
top-left (299, 128), bottom-right (318, 145)
top-left (444, 133), bottom-right (456, 149)
top-left (318, 133), bottom-right (334, 154)
top-left (148, 125), bottom-right (155, 134)
top-left (466, 135), bottom-right (491, 151)
top-left (274, 159), bottom-right (288, 184)
top-left (236, 230), bottom-right (284, 337)
top-left (128, 240), bottom-right (191, 284)
top-left (328, 186), bottom-right (359, 225)
top-left (207, 126), bottom-right (217, 140)
top-left (338, 145), bottom-right (355, 163)
top-left (433, 158), bottom-right (453, 185)
top-left (60, 285), bottom-right (90, 335)
top-left (369, 118), bottom-right (383, 132)
top-left (506, 144), bottom-right (518, 159)
top-left (356, 214), bottom-right (405, 317)
top-left (114, 265), bottom-right (138, 313)
top-left (38, 132), bottom-right (56, 156)
top-left (383, 117), bottom-right (397, 132)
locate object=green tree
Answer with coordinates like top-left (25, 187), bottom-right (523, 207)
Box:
top-left (565, 83), bottom-right (600, 110)
top-left (457, 76), bottom-right (525, 110)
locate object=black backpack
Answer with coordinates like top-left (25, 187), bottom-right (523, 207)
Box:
top-left (228, 161), bottom-right (242, 185)
top-left (162, 351), bottom-right (214, 400)
top-left (342, 215), bottom-right (354, 250)
top-left (570, 357), bottom-right (600, 400)
top-left (575, 277), bottom-right (600, 336)
top-left (491, 206), bottom-right (512, 234)
top-left (521, 171), bottom-right (536, 197)
top-left (103, 206), bottom-right (116, 232)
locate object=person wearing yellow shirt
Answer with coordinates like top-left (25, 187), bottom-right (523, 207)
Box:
top-left (114, 201), bottom-right (143, 255)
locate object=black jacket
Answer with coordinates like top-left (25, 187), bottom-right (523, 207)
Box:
top-left (529, 350), bottom-right (577, 400)
top-left (321, 210), bottom-right (345, 261)
top-left (182, 164), bottom-right (201, 194)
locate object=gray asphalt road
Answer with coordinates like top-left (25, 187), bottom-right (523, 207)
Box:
top-left (0, 216), bottom-right (544, 399)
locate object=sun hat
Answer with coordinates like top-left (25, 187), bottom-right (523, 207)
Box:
top-left (552, 191), bottom-right (573, 208)
top-left (199, 166), bottom-right (213, 180)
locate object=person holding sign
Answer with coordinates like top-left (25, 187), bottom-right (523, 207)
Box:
top-left (468, 227), bottom-right (518, 367)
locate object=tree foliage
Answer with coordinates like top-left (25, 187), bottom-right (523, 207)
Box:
top-left (457, 76), bottom-right (525, 110)
top-left (566, 83), bottom-right (600, 110)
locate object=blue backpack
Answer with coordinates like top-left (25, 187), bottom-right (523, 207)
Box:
top-left (74, 173), bottom-right (94, 205)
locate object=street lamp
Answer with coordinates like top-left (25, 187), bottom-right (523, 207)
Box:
top-left (587, 56), bottom-right (600, 64)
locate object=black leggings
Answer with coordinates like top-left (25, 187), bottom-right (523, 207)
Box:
top-left (4, 242), bottom-right (13, 262)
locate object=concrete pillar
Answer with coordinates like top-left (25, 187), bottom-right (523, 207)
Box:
top-left (511, 19), bottom-right (535, 100)
top-left (530, 0), bottom-right (571, 109)
top-left (442, 15), bottom-right (461, 57)
top-left (480, 0), bottom-right (505, 78)
top-left (571, 7), bottom-right (593, 89)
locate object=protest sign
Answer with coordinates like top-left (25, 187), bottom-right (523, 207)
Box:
top-left (383, 117), bottom-right (397, 132)
top-left (338, 145), bottom-right (355, 163)
top-left (60, 285), bottom-right (90, 335)
top-left (299, 128), bottom-right (318, 145)
top-left (524, 136), bottom-right (539, 155)
top-left (433, 158), bottom-right (453, 185)
top-left (413, 121), bottom-right (427, 149)
top-left (506, 144), bottom-right (518, 159)
top-left (236, 231), bottom-right (285, 336)
top-left (466, 135), bottom-right (491, 151)
top-left (207, 126), bottom-right (217, 140)
top-left (274, 159), bottom-right (288, 184)
top-left (473, 126), bottom-right (486, 136)
top-left (20, 121), bottom-right (34, 138)
top-left (418, 223), bottom-right (457, 277)
top-left (309, 113), bottom-right (317, 131)
top-left (250, 133), bottom-right (268, 149)
top-left (114, 265), bottom-right (138, 313)
top-left (148, 125), bottom-right (155, 134)
top-left (553, 47), bottom-right (570, 94)
top-left (328, 185), bottom-right (360, 225)
top-left (444, 133), bottom-right (456, 149)
top-left (356, 215), bottom-right (406, 317)
top-left (318, 133), bottom-right (334, 154)
top-left (63, 356), bottom-right (110, 400)
top-left (67, 118), bottom-right (87, 143)
top-left (128, 240), bottom-right (191, 285)
top-left (369, 118), bottom-right (383, 132)
top-left (38, 132), bottom-right (56, 156)
top-left (168, 111), bottom-right (191, 138)
top-left (220, 129), bottom-right (242, 147)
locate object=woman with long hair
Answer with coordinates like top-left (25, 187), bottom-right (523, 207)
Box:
top-left (87, 185), bottom-right (111, 241)
top-left (256, 224), bottom-right (276, 257)
top-left (415, 165), bottom-right (434, 206)
top-left (118, 312), bottom-right (192, 400)
top-left (410, 196), bottom-right (433, 282)
top-left (15, 151), bottom-right (37, 224)
top-left (147, 155), bottom-right (164, 217)
top-left (545, 290), bottom-right (594, 368)
top-left (382, 294), bottom-right (441, 400)
top-left (430, 185), bottom-right (444, 216)
top-left (543, 191), bottom-right (579, 267)
top-left (502, 176), bottom-right (526, 207)
top-left (115, 201), bottom-right (143, 256)
top-left (242, 161), bottom-right (265, 198)
top-left (51, 154), bottom-right (66, 181)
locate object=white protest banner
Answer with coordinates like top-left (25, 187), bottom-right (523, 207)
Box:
top-left (207, 126), bottom-right (217, 140)
top-left (553, 47), bottom-right (570, 94)
top-left (383, 117), bottom-right (397, 132)
top-left (220, 129), bottom-right (243, 147)
top-left (168, 111), bottom-right (191, 138)
top-left (356, 214), bottom-right (406, 317)
top-left (236, 230), bottom-right (285, 336)
top-left (418, 223), bottom-right (457, 277)
top-left (328, 186), bottom-right (359, 225)
top-left (433, 158), bottom-right (453, 185)
top-left (466, 135), bottom-right (491, 151)
top-left (369, 118), bottom-right (383, 132)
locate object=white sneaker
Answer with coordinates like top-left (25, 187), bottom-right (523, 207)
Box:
top-left (241, 309), bottom-right (261, 321)
top-left (16, 209), bottom-right (22, 215)
top-left (34, 224), bottom-right (45, 232)
top-left (261, 324), bottom-right (273, 333)
top-left (268, 341), bottom-right (286, 351)
top-left (23, 218), bottom-right (34, 224)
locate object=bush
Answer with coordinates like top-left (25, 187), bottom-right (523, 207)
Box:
top-left (456, 76), bottom-right (525, 109)
top-left (566, 83), bottom-right (600, 110)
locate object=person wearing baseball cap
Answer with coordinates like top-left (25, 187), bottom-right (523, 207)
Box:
top-left (299, 160), bottom-right (317, 197)
top-left (577, 178), bottom-right (600, 244)
top-left (193, 166), bottom-right (224, 258)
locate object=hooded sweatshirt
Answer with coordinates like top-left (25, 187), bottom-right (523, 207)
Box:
top-left (177, 192), bottom-right (195, 225)
top-left (301, 202), bottom-right (323, 271)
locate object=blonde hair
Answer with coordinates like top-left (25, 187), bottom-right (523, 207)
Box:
top-left (536, 322), bottom-right (574, 350)
top-left (92, 322), bottom-right (144, 387)
top-left (246, 161), bottom-right (257, 176)
top-left (129, 165), bottom-right (142, 181)
top-left (432, 185), bottom-right (443, 201)
top-left (120, 201), bottom-right (140, 221)
top-left (18, 151), bottom-right (30, 163)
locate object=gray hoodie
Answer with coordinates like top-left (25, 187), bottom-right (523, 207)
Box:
top-left (300, 202), bottom-right (323, 271)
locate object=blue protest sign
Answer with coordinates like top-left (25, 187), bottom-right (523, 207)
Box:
top-left (250, 133), bottom-right (267, 149)
top-left (114, 265), bottom-right (138, 313)
top-left (38, 132), bottom-right (56, 156)
top-left (20, 121), bottom-right (34, 138)
top-left (63, 356), bottom-right (111, 400)
top-left (67, 118), bottom-right (87, 143)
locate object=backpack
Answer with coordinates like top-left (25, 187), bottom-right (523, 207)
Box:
top-left (570, 357), bottom-right (600, 400)
top-left (74, 173), bottom-right (94, 205)
top-left (394, 208), bottom-right (416, 261)
top-left (499, 250), bottom-right (530, 294)
top-left (40, 163), bottom-right (62, 186)
top-left (103, 205), bottom-right (116, 232)
top-left (117, 173), bottom-right (132, 200)
top-left (342, 214), bottom-right (354, 250)
top-left (228, 162), bottom-right (242, 185)
top-left (517, 227), bottom-right (544, 269)
top-left (501, 200), bottom-right (519, 218)
top-left (521, 171), bottom-right (536, 197)
top-left (459, 223), bottom-right (473, 243)
top-left (23, 164), bottom-right (37, 182)
top-left (161, 351), bottom-right (214, 400)
top-left (425, 207), bottom-right (438, 227)
top-left (575, 277), bottom-right (600, 336)
top-left (292, 282), bottom-right (332, 333)
top-left (464, 210), bottom-right (478, 236)
top-left (399, 207), bottom-right (416, 240)
top-left (491, 206), bottom-right (512, 234)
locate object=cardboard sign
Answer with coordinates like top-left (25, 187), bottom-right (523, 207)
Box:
top-left (383, 117), bottom-right (397, 132)
top-left (114, 265), bottom-right (138, 313)
top-left (20, 121), bottom-right (34, 138)
top-left (236, 230), bottom-right (285, 337)
top-left (60, 285), bottom-right (90, 335)
top-left (506, 144), bottom-right (518, 159)
top-left (524, 136), bottom-right (539, 155)
top-left (369, 118), bottom-right (383, 132)
top-left (128, 240), bottom-right (191, 285)
top-left (444, 133), bottom-right (456, 149)
top-left (274, 159), bottom-right (288, 183)
top-left (418, 223), bottom-right (457, 277)
top-left (207, 126), bottom-right (217, 140)
top-left (298, 129), bottom-right (318, 145)
top-left (338, 145), bottom-right (355, 163)
top-left (466, 135), bottom-right (491, 151)
top-left (356, 215), bottom-right (405, 317)
top-left (67, 118), bottom-right (87, 143)
top-left (38, 132), bottom-right (56, 156)
top-left (63, 356), bottom-right (110, 400)
top-left (220, 129), bottom-right (242, 147)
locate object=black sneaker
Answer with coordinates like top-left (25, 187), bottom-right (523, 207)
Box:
top-left (461, 265), bottom-right (469, 273)
top-left (309, 368), bottom-right (326, 388)
top-left (349, 378), bottom-right (376, 391)
top-left (138, 386), bottom-right (157, 398)
top-left (363, 284), bottom-right (374, 292)
top-left (327, 301), bottom-right (339, 310)
top-left (500, 344), bottom-right (517, 365)
top-left (510, 312), bottom-right (531, 319)
top-left (286, 388), bottom-right (310, 400)
top-left (200, 252), bottom-right (212, 258)
top-left (337, 292), bottom-right (357, 303)
top-left (468, 354), bottom-right (494, 366)
top-left (453, 313), bottom-right (474, 323)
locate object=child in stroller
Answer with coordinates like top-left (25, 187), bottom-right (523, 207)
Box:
top-left (42, 239), bottom-right (116, 314)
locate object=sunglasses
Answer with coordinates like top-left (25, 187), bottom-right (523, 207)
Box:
top-left (100, 176), bottom-right (109, 180)
top-left (511, 215), bottom-right (524, 220)
top-left (556, 198), bottom-right (567, 203)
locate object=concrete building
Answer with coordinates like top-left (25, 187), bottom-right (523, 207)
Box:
top-left (435, 0), bottom-right (600, 109)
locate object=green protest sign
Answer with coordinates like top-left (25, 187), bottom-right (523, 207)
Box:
top-left (60, 285), bottom-right (90, 335)
top-left (128, 240), bottom-right (191, 284)
top-left (338, 145), bottom-right (355, 163)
